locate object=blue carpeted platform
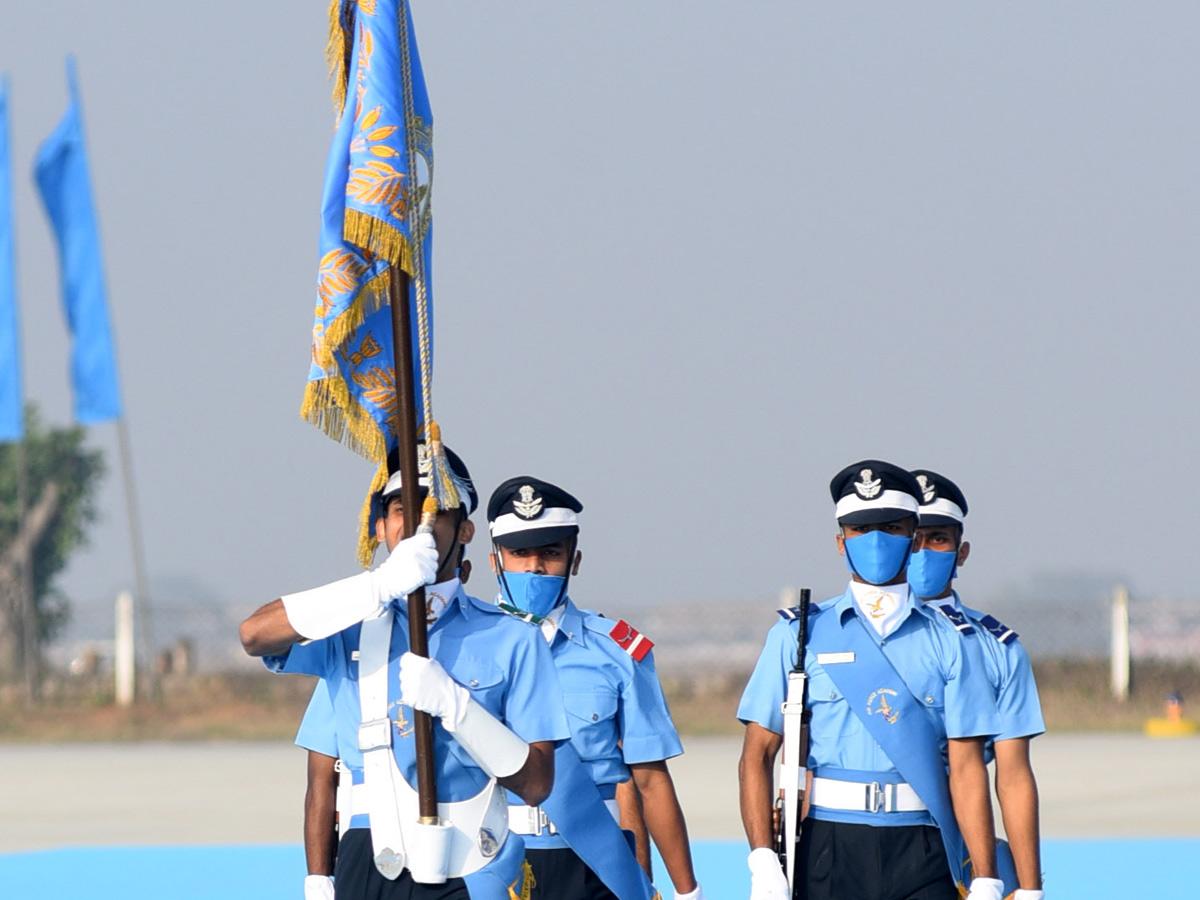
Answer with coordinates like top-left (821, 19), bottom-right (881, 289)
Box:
top-left (0, 838), bottom-right (1192, 898)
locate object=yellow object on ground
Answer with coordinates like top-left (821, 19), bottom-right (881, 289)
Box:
top-left (1144, 717), bottom-right (1199, 738)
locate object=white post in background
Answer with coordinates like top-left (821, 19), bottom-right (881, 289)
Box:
top-left (115, 590), bottom-right (135, 707)
top-left (1111, 584), bottom-right (1130, 702)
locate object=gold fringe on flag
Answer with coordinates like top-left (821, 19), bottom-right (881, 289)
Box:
top-left (327, 0), bottom-right (352, 116)
top-left (344, 208), bottom-right (413, 275)
top-left (355, 458), bottom-right (390, 567)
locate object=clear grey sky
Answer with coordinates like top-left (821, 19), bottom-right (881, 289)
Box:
top-left (2, 3), bottom-right (1197, 644)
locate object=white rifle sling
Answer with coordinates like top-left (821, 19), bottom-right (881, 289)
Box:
top-left (781, 669), bottom-right (808, 892)
top-left (356, 606), bottom-right (511, 881)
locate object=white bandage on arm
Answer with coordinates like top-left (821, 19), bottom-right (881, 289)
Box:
top-left (445, 697), bottom-right (530, 778)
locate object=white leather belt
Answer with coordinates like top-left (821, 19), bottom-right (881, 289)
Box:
top-left (507, 798), bottom-right (620, 836)
top-left (810, 776), bottom-right (927, 813)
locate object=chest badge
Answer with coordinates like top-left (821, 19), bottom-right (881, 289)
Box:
top-left (866, 687), bottom-right (900, 724)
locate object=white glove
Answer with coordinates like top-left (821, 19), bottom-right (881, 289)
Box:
top-left (282, 533), bottom-right (438, 640)
top-left (399, 652), bottom-right (529, 777)
top-left (675, 882), bottom-right (706, 900)
top-left (399, 652), bottom-right (472, 728)
top-left (965, 877), bottom-right (1005, 900)
top-left (303, 874), bottom-right (335, 900)
top-left (374, 531), bottom-right (439, 601)
top-left (748, 847), bottom-right (790, 900)
top-left (1014, 891), bottom-right (1044, 900)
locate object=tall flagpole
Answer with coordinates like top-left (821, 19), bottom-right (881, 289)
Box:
top-left (390, 268), bottom-right (439, 822)
top-left (115, 416), bottom-right (156, 699)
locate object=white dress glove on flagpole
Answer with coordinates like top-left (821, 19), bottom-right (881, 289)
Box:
top-left (281, 533), bottom-right (438, 641)
top-left (747, 847), bottom-right (790, 900)
top-left (303, 874), bottom-right (335, 900)
top-left (674, 882), bottom-right (706, 900)
top-left (399, 652), bottom-right (529, 778)
top-left (1013, 891), bottom-right (1044, 900)
top-left (965, 878), bottom-right (1005, 900)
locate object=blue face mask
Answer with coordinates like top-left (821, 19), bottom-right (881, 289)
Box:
top-left (843, 530), bottom-right (912, 585)
top-left (907, 549), bottom-right (958, 599)
top-left (501, 572), bottom-right (566, 618)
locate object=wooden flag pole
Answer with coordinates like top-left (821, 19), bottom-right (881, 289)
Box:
top-left (389, 269), bottom-right (439, 823)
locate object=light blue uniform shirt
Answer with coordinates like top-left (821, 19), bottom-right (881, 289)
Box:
top-left (266, 582), bottom-right (570, 812)
top-left (947, 592), bottom-right (1045, 743)
top-left (737, 584), bottom-right (1000, 827)
top-left (295, 679), bottom-right (338, 757)
top-left (510, 599), bottom-right (683, 850)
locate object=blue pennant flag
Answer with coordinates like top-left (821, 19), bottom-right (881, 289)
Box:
top-left (301, 0), bottom-right (438, 564)
top-left (33, 56), bottom-right (122, 425)
top-left (0, 76), bottom-right (22, 442)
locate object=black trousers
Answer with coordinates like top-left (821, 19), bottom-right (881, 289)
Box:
top-left (334, 829), bottom-right (470, 900)
top-left (797, 819), bottom-right (958, 900)
top-left (519, 847), bottom-right (619, 900)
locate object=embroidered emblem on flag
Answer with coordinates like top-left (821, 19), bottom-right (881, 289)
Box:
top-left (609, 620), bottom-right (653, 662)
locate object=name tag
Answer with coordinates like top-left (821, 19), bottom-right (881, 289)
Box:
top-left (816, 651), bottom-right (855, 665)
top-left (351, 650), bottom-right (360, 661)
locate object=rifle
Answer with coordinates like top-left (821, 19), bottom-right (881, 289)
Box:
top-left (773, 587), bottom-right (811, 896)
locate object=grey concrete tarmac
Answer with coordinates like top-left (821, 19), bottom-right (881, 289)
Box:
top-left (0, 733), bottom-right (1196, 853)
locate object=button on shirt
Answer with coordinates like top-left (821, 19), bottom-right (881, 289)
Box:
top-left (737, 583), bottom-right (1000, 827)
top-left (267, 581), bottom-right (570, 805)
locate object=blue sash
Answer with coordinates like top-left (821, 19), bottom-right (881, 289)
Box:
top-left (540, 742), bottom-right (657, 900)
top-left (808, 608), bottom-right (1016, 893)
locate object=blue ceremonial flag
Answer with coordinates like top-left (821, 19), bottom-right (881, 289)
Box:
top-left (302, 1), bottom-right (440, 564)
top-left (33, 56), bottom-right (122, 425)
top-left (0, 76), bottom-right (22, 442)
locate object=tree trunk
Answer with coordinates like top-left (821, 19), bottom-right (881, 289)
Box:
top-left (0, 482), bottom-right (60, 683)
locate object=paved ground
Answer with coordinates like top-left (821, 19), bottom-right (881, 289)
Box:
top-left (0, 732), bottom-right (1196, 852)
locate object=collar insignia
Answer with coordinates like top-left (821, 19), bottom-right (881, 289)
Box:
top-left (916, 474), bottom-right (936, 503)
top-left (513, 484), bottom-right (543, 519)
top-left (854, 468), bottom-right (882, 500)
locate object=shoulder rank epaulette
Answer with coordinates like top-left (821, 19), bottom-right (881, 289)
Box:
top-left (977, 613), bottom-right (1018, 645)
top-left (608, 619), bottom-right (653, 662)
top-left (497, 602), bottom-right (545, 627)
top-left (777, 603), bottom-right (819, 621)
top-left (936, 604), bottom-right (977, 635)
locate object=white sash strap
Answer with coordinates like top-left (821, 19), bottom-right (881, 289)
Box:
top-left (810, 776), bottom-right (927, 813)
top-left (358, 610), bottom-right (408, 878)
top-left (355, 607), bottom-right (509, 881)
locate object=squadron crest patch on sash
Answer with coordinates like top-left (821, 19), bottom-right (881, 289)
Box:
top-left (854, 469), bottom-right (882, 499)
top-left (608, 620), bottom-right (653, 662)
